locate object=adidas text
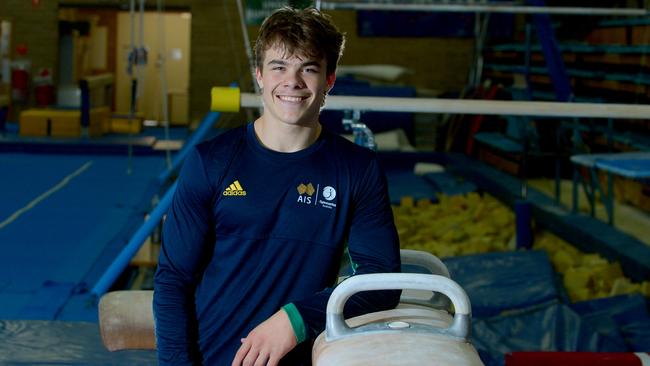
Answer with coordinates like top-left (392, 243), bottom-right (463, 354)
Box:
top-left (223, 190), bottom-right (247, 196)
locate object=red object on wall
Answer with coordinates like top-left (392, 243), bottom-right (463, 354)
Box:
top-left (34, 85), bottom-right (54, 106)
top-left (11, 44), bottom-right (31, 103)
top-left (34, 68), bottom-right (54, 106)
top-left (505, 352), bottom-right (649, 366)
top-left (11, 68), bottom-right (29, 102)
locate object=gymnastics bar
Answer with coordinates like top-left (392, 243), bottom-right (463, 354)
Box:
top-left (157, 111), bottom-right (221, 184)
top-left (319, 2), bottom-right (648, 16)
top-left (237, 92), bottom-right (650, 120)
top-left (93, 110), bottom-right (222, 296)
top-left (90, 180), bottom-right (177, 298)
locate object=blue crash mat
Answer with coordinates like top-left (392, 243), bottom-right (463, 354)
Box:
top-left (473, 301), bottom-right (630, 366)
top-left (571, 294), bottom-right (650, 352)
top-left (443, 250), bottom-right (559, 318)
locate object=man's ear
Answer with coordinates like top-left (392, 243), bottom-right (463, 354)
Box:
top-left (255, 67), bottom-right (263, 91)
top-left (326, 72), bottom-right (336, 91)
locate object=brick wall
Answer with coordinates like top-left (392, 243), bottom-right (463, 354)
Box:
top-left (327, 10), bottom-right (473, 94)
top-left (3, 1), bottom-right (472, 125)
top-left (189, 0), bottom-right (251, 125)
top-left (2, 0), bottom-right (58, 115)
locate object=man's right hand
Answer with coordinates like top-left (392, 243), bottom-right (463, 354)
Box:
top-left (231, 309), bottom-right (297, 366)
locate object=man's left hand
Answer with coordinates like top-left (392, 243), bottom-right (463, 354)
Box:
top-left (231, 309), bottom-right (298, 366)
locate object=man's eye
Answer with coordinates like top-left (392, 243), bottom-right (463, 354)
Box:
top-left (305, 68), bottom-right (319, 73)
top-left (272, 66), bottom-right (285, 71)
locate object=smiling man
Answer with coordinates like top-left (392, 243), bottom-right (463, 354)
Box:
top-left (153, 7), bottom-right (400, 366)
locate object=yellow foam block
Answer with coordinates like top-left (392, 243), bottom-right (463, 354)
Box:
top-left (110, 113), bottom-right (143, 134)
top-left (553, 250), bottom-right (577, 273)
top-left (90, 106), bottom-right (111, 135)
top-left (641, 281), bottom-right (650, 297)
top-left (211, 87), bottom-right (240, 112)
top-left (564, 267), bottom-right (592, 290)
top-left (50, 111), bottom-right (82, 137)
top-left (19, 109), bottom-right (51, 136)
top-left (400, 196), bottom-right (414, 208)
top-left (610, 277), bottom-right (640, 296)
top-left (20, 108), bottom-right (107, 138)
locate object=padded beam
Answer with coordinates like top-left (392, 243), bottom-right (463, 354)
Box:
top-left (98, 290), bottom-right (156, 351)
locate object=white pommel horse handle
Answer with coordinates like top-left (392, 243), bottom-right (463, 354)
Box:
top-left (325, 273), bottom-right (472, 342)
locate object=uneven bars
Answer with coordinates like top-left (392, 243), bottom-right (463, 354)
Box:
top-left (238, 93), bottom-right (650, 120)
top-left (319, 2), bottom-right (648, 16)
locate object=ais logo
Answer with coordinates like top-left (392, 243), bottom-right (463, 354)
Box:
top-left (296, 183), bottom-right (315, 204)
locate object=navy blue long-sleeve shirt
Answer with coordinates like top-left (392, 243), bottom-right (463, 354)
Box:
top-left (153, 123), bottom-right (400, 365)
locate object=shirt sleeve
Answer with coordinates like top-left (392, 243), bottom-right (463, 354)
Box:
top-left (289, 156), bottom-right (401, 341)
top-left (153, 147), bottom-right (215, 365)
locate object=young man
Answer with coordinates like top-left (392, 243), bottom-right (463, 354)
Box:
top-left (154, 7), bottom-right (400, 366)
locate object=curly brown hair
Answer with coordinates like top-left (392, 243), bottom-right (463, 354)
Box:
top-left (254, 7), bottom-right (345, 77)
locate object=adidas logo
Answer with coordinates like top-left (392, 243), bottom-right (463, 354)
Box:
top-left (223, 180), bottom-right (247, 196)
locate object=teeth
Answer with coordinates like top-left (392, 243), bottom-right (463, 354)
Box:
top-left (278, 96), bottom-right (304, 102)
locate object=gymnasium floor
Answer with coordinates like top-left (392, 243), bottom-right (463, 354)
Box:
top-left (0, 130), bottom-right (173, 363)
top-left (1, 128), bottom-right (649, 365)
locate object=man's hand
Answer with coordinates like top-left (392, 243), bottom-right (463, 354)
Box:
top-left (231, 309), bottom-right (298, 366)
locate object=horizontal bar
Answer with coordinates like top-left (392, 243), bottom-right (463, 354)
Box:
top-left (239, 93), bottom-right (650, 120)
top-left (90, 181), bottom-right (177, 298)
top-left (320, 2), bottom-right (648, 16)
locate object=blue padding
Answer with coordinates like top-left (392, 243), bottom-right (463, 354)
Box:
top-left (0, 320), bottom-right (158, 365)
top-left (18, 281), bottom-right (76, 319)
top-left (594, 154), bottom-right (650, 179)
top-left (515, 200), bottom-right (533, 250)
top-left (91, 180), bottom-right (177, 297)
top-left (473, 301), bottom-right (628, 366)
top-left (385, 170), bottom-right (439, 204)
top-left (572, 152), bottom-right (650, 179)
top-left (421, 172), bottom-right (477, 196)
top-left (158, 111), bottom-right (220, 183)
top-left (0, 153), bottom-right (165, 319)
top-left (571, 294), bottom-right (650, 352)
top-left (474, 132), bottom-right (523, 153)
top-left (443, 250), bottom-right (558, 318)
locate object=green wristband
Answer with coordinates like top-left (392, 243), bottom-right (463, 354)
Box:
top-left (282, 303), bottom-right (307, 344)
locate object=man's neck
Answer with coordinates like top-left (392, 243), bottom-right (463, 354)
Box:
top-left (253, 117), bottom-right (322, 153)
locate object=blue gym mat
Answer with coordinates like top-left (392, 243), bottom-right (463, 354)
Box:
top-left (443, 250), bottom-right (559, 318)
top-left (0, 153), bottom-right (166, 320)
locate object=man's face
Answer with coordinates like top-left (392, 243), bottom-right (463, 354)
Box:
top-left (256, 45), bottom-right (335, 127)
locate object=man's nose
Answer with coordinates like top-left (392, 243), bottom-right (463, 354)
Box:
top-left (283, 70), bottom-right (305, 88)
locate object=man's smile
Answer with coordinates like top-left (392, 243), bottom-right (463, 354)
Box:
top-left (276, 94), bottom-right (309, 103)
